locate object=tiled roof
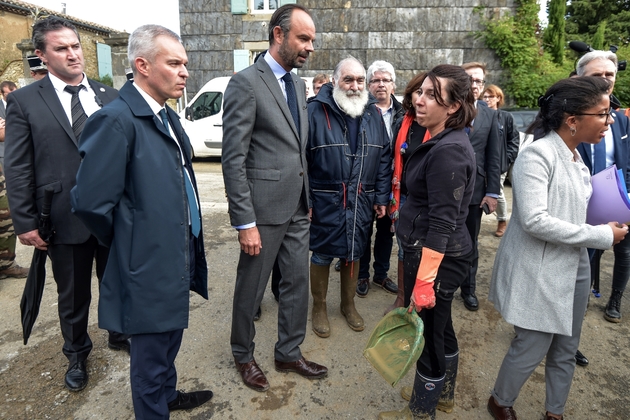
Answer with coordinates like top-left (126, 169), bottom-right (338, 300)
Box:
top-left (0, 0), bottom-right (121, 35)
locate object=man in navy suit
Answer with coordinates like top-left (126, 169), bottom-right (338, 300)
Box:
top-left (4, 17), bottom-right (125, 392)
top-left (577, 50), bottom-right (630, 324)
top-left (460, 62), bottom-right (502, 311)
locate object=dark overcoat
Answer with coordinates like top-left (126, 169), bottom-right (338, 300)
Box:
top-left (71, 82), bottom-right (208, 335)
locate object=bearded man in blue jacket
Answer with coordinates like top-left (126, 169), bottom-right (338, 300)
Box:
top-left (307, 57), bottom-right (392, 338)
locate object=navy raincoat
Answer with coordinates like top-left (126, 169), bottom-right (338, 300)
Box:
top-left (307, 83), bottom-right (392, 261)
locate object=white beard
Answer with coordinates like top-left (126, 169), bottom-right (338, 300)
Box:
top-left (333, 85), bottom-right (369, 118)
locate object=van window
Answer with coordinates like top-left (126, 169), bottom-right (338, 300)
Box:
top-left (191, 92), bottom-right (223, 120)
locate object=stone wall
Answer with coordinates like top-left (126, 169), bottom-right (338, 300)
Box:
top-left (0, 12), bottom-right (30, 70)
top-left (0, 11), bottom-right (126, 87)
top-left (179, 0), bottom-right (516, 98)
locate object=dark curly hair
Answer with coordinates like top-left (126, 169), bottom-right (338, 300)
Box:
top-left (527, 76), bottom-right (612, 138)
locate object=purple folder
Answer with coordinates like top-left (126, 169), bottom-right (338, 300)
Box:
top-left (587, 164), bottom-right (630, 226)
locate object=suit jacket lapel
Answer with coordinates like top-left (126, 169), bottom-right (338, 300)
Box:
top-left (88, 79), bottom-right (108, 108)
top-left (256, 59), bottom-right (300, 139)
top-left (166, 107), bottom-right (193, 161)
top-left (612, 110), bottom-right (624, 167)
top-left (38, 76), bottom-right (77, 146)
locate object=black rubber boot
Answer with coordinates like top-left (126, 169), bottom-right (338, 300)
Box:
top-left (437, 351), bottom-right (459, 413)
top-left (380, 370), bottom-right (445, 420)
top-left (409, 370), bottom-right (444, 420)
top-left (604, 289), bottom-right (623, 323)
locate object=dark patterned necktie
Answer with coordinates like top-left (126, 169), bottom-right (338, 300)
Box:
top-left (64, 85), bottom-right (88, 140)
top-left (281, 72), bottom-right (300, 133)
top-left (159, 108), bottom-right (201, 237)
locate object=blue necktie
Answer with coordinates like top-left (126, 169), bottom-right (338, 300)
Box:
top-left (282, 72), bottom-right (300, 133)
top-left (593, 139), bottom-right (606, 174)
top-left (159, 108), bottom-right (201, 237)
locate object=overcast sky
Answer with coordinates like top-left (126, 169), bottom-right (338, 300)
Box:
top-left (30, 0), bottom-right (180, 34)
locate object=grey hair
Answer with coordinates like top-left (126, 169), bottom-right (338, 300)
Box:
top-left (32, 17), bottom-right (80, 52)
top-left (576, 50), bottom-right (618, 76)
top-left (128, 25), bottom-right (181, 74)
top-left (333, 57), bottom-right (365, 82)
top-left (367, 60), bottom-right (396, 88)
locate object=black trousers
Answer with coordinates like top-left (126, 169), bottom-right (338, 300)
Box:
top-left (461, 205), bottom-right (483, 296)
top-left (359, 210), bottom-right (394, 280)
top-left (47, 236), bottom-right (108, 365)
top-left (404, 249), bottom-right (472, 378)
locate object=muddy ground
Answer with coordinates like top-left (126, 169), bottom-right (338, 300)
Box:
top-left (0, 160), bottom-right (628, 420)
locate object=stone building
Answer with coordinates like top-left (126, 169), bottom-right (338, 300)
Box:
top-left (0, 0), bottom-right (129, 88)
top-left (179, 0), bottom-right (516, 98)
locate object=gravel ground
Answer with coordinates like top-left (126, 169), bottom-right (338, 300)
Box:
top-left (0, 161), bottom-right (628, 420)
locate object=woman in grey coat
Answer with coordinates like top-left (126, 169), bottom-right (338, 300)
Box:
top-left (487, 77), bottom-right (628, 420)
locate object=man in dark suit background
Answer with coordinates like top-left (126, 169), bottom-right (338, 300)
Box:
top-left (0, 80), bottom-right (29, 280)
top-left (222, 4), bottom-right (327, 393)
top-left (577, 50), bottom-right (630, 325)
top-left (0, 81), bottom-right (18, 167)
top-left (460, 62), bottom-right (502, 311)
top-left (72, 24), bottom-right (212, 417)
top-left (4, 17), bottom-right (125, 392)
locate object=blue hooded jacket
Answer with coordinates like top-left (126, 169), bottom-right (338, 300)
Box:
top-left (307, 83), bottom-right (392, 261)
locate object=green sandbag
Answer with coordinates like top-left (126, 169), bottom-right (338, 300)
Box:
top-left (363, 305), bottom-right (425, 387)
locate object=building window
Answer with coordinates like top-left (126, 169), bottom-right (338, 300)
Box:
top-left (251, 0), bottom-right (277, 13)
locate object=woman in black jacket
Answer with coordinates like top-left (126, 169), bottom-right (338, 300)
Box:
top-left (379, 64), bottom-right (477, 420)
top-left (482, 84), bottom-right (520, 237)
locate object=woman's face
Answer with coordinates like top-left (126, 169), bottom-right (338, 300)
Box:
top-left (574, 94), bottom-right (613, 145)
top-left (411, 90), bottom-right (421, 122)
top-left (414, 77), bottom-right (459, 135)
top-left (482, 91), bottom-right (499, 110)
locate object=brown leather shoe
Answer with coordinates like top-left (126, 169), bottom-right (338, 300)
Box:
top-left (235, 358), bottom-right (269, 392)
top-left (495, 221), bottom-right (507, 237)
top-left (274, 357), bottom-right (328, 379)
top-left (0, 263), bottom-right (29, 279)
top-left (487, 396), bottom-right (517, 420)
top-left (544, 413), bottom-right (563, 420)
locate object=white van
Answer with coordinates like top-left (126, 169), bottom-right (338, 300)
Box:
top-left (180, 76), bottom-right (231, 158)
top-left (180, 75), bottom-right (314, 158)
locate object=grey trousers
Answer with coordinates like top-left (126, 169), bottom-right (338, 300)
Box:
top-left (492, 248), bottom-right (590, 415)
top-left (230, 206), bottom-right (310, 364)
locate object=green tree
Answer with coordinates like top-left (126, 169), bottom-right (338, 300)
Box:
top-left (475, 0), bottom-right (569, 107)
top-left (543, 0), bottom-right (566, 65)
top-left (566, 0), bottom-right (630, 47)
top-left (592, 21), bottom-right (607, 50)
top-left (476, 0), bottom-right (630, 108)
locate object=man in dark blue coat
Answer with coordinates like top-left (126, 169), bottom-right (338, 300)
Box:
top-left (577, 50), bottom-right (630, 326)
top-left (307, 57), bottom-right (392, 338)
top-left (71, 25), bottom-right (211, 419)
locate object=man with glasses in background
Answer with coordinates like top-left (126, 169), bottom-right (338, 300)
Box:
top-left (356, 60), bottom-right (405, 302)
top-left (459, 62), bottom-right (501, 312)
top-left (577, 51), bottom-right (630, 327)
